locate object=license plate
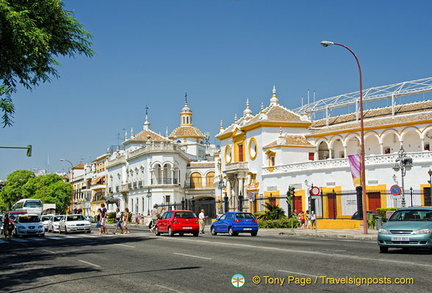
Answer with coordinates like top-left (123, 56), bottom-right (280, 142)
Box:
top-left (391, 236), bottom-right (409, 241)
top-left (243, 228), bottom-right (252, 231)
top-left (183, 226), bottom-right (192, 229)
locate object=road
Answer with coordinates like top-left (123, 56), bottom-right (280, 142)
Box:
top-left (0, 227), bottom-right (430, 293)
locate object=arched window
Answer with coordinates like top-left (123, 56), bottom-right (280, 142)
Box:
top-left (190, 172), bottom-right (202, 188)
top-left (206, 172), bottom-right (215, 188)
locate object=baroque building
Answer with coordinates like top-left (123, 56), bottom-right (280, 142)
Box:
top-left (105, 98), bottom-right (216, 220)
top-left (216, 79), bottom-right (432, 228)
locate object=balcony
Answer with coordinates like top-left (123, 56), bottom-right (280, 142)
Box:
top-left (151, 178), bottom-right (178, 185)
top-left (225, 162), bottom-right (249, 173)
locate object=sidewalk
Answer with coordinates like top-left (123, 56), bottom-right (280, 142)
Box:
top-left (258, 227), bottom-right (378, 240)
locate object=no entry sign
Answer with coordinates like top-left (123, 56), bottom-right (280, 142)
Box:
top-left (310, 186), bottom-right (321, 196)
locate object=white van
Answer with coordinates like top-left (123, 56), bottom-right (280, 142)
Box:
top-left (12, 199), bottom-right (43, 215)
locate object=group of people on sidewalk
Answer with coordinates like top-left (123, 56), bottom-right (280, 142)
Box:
top-left (95, 203), bottom-right (130, 235)
top-left (295, 210), bottom-right (317, 230)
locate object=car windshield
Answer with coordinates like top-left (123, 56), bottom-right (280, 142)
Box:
top-left (18, 216), bottom-right (40, 223)
top-left (67, 215), bottom-right (85, 221)
top-left (53, 216), bottom-right (63, 221)
top-left (389, 210), bottom-right (432, 221)
top-left (42, 216), bottom-right (51, 221)
top-left (175, 212), bottom-right (197, 219)
top-left (24, 201), bottom-right (42, 208)
top-left (236, 213), bottom-right (255, 219)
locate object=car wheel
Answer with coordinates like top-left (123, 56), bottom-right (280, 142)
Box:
top-left (193, 232), bottom-right (199, 237)
top-left (64, 227), bottom-right (68, 234)
top-left (251, 232), bottom-right (257, 236)
top-left (211, 226), bottom-right (217, 236)
top-left (155, 227), bottom-right (160, 236)
top-left (168, 227), bottom-right (174, 237)
top-left (379, 246), bottom-right (388, 253)
top-left (228, 227), bottom-right (238, 236)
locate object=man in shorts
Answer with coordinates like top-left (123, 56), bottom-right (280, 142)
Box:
top-left (101, 203), bottom-right (109, 234)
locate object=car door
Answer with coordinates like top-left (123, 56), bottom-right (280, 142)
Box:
top-left (158, 212), bottom-right (172, 232)
top-left (213, 213), bottom-right (226, 233)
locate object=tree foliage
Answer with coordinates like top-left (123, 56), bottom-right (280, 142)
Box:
top-left (258, 202), bottom-right (286, 220)
top-left (0, 170), bottom-right (72, 213)
top-left (0, 0), bottom-right (93, 127)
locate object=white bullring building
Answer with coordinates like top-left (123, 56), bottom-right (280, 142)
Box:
top-left (216, 78), bottom-right (432, 228)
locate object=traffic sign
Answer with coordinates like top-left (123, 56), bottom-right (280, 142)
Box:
top-left (310, 186), bottom-right (321, 196)
top-left (390, 185), bottom-right (401, 196)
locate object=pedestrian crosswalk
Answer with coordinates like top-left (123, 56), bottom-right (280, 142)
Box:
top-left (0, 232), bottom-right (141, 244)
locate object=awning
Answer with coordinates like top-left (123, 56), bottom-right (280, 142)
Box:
top-left (92, 176), bottom-right (105, 185)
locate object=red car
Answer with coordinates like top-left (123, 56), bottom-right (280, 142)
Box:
top-left (154, 210), bottom-right (199, 237)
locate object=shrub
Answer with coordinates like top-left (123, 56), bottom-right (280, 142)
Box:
top-left (376, 208), bottom-right (397, 219)
top-left (258, 217), bottom-right (300, 229)
top-left (258, 203), bottom-right (286, 220)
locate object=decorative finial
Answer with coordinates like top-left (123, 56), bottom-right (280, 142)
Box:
top-left (270, 85), bottom-right (279, 105)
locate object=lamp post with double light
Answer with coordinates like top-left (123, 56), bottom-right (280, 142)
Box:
top-left (146, 187), bottom-right (152, 216)
top-left (321, 40), bottom-right (368, 234)
top-left (392, 147), bottom-right (412, 207)
top-left (428, 169), bottom-right (432, 204)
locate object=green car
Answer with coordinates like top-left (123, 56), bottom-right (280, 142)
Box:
top-left (378, 207), bottom-right (432, 253)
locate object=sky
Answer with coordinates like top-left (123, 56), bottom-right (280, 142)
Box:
top-left (1, 0), bottom-right (432, 180)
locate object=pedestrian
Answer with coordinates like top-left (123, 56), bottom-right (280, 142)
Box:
top-left (2, 213), bottom-right (13, 240)
top-left (150, 204), bottom-right (159, 233)
top-left (310, 211), bottom-right (317, 229)
top-left (122, 208), bottom-right (130, 234)
top-left (298, 211), bottom-right (305, 229)
top-left (96, 209), bottom-right (103, 235)
top-left (198, 209), bottom-right (207, 234)
top-left (305, 210), bottom-right (310, 229)
top-left (101, 203), bottom-right (109, 234)
top-left (292, 209), bottom-right (298, 218)
top-left (113, 208), bottom-right (123, 235)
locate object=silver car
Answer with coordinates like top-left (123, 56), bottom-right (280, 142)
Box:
top-left (48, 215), bottom-right (64, 233)
top-left (59, 214), bottom-right (91, 234)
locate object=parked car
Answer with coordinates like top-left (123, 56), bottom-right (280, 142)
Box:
top-left (13, 214), bottom-right (44, 237)
top-left (378, 207), bottom-right (432, 253)
top-left (59, 214), bottom-right (91, 234)
top-left (154, 210), bottom-right (199, 237)
top-left (41, 215), bottom-right (54, 231)
top-left (351, 210), bottom-right (378, 220)
top-left (48, 215), bottom-right (64, 233)
top-left (83, 215), bottom-right (96, 223)
top-left (211, 212), bottom-right (259, 236)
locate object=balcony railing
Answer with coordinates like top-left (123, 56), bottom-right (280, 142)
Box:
top-left (151, 178), bottom-right (178, 185)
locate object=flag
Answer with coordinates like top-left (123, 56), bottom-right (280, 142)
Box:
top-left (348, 154), bottom-right (362, 187)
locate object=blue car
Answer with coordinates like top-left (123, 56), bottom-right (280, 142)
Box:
top-left (378, 207), bottom-right (432, 253)
top-left (211, 212), bottom-right (259, 236)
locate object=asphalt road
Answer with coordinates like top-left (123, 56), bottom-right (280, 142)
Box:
top-left (0, 226), bottom-right (430, 293)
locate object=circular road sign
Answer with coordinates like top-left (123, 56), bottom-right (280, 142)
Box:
top-left (310, 186), bottom-right (321, 196)
top-left (390, 185), bottom-right (401, 196)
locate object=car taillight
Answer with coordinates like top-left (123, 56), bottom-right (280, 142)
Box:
top-left (234, 219), bottom-right (241, 223)
top-left (252, 219), bottom-right (258, 223)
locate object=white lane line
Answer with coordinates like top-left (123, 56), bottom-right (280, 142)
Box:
top-left (114, 243), bottom-right (135, 248)
top-left (158, 237), bottom-right (432, 269)
top-left (154, 284), bottom-right (185, 293)
top-left (278, 270), bottom-right (319, 278)
top-left (42, 249), bottom-right (56, 254)
top-left (173, 253), bottom-right (212, 260)
top-left (78, 260), bottom-right (101, 268)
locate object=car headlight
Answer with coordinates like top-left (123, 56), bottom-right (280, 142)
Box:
top-left (16, 225), bottom-right (24, 229)
top-left (38, 225), bottom-right (43, 229)
top-left (412, 229), bottom-right (432, 234)
top-left (378, 228), bottom-right (389, 234)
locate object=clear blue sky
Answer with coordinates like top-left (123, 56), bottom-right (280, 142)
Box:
top-left (1, 0), bottom-right (432, 180)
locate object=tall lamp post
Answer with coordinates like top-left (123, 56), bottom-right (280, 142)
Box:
top-left (392, 147), bottom-right (412, 207)
top-left (146, 187), bottom-right (152, 216)
top-left (321, 41), bottom-right (368, 234)
top-left (60, 158), bottom-right (74, 180)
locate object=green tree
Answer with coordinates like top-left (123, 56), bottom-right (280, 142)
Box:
top-left (22, 173), bottom-right (72, 214)
top-left (258, 202), bottom-right (286, 220)
top-left (0, 170), bottom-right (34, 208)
top-left (0, 0), bottom-right (93, 127)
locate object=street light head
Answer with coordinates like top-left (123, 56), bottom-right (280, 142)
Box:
top-left (321, 40), bottom-right (335, 47)
top-left (60, 158), bottom-right (65, 161)
top-left (393, 164), bottom-right (400, 172)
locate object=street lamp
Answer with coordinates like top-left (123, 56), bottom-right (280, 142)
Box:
top-left (218, 175), bottom-right (226, 213)
top-left (392, 147), bottom-right (413, 207)
top-left (146, 187), bottom-right (152, 216)
top-left (60, 158), bottom-right (74, 180)
top-left (321, 40), bottom-right (368, 234)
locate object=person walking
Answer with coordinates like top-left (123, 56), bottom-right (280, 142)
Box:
top-left (198, 209), bottom-right (207, 234)
top-left (96, 209), bottom-right (103, 235)
top-left (100, 203), bottom-right (109, 234)
top-left (150, 204), bottom-right (159, 233)
top-left (310, 211), bottom-right (317, 229)
top-left (113, 208), bottom-right (123, 235)
top-left (122, 208), bottom-right (130, 234)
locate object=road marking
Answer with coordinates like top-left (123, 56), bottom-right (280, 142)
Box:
top-left (158, 237), bottom-right (432, 269)
top-left (78, 260), bottom-right (101, 268)
top-left (114, 243), bottom-right (135, 248)
top-left (173, 253), bottom-right (212, 260)
top-left (154, 284), bottom-right (185, 293)
top-left (278, 270), bottom-right (319, 278)
top-left (42, 249), bottom-right (56, 254)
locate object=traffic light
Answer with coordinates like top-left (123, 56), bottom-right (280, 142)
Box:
top-left (26, 145), bottom-right (32, 157)
top-left (287, 186), bottom-right (295, 197)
